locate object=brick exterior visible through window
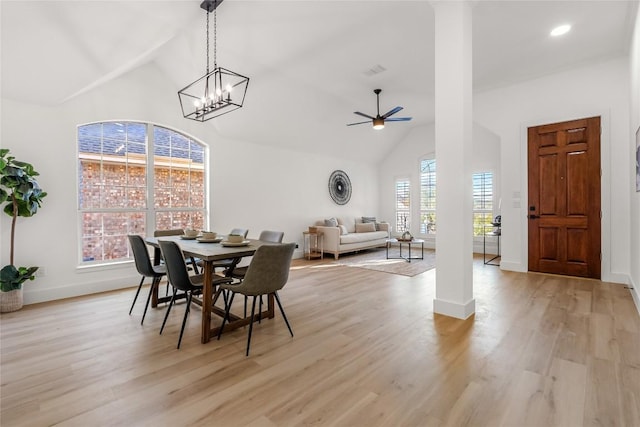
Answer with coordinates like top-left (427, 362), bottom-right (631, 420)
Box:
top-left (78, 122), bottom-right (206, 264)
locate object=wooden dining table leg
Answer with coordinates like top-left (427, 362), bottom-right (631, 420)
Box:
top-left (201, 260), bottom-right (213, 344)
top-left (267, 293), bottom-right (275, 319)
top-left (151, 247), bottom-right (161, 308)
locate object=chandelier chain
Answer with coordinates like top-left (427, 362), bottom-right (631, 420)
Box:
top-left (206, 10), bottom-right (210, 73)
top-left (213, 4), bottom-right (217, 68)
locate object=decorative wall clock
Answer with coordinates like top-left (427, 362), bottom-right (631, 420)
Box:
top-left (328, 170), bottom-right (352, 205)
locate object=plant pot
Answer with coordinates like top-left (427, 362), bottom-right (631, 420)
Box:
top-left (1, 288), bottom-right (24, 313)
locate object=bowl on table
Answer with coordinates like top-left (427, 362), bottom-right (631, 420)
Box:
top-left (183, 229), bottom-right (199, 238)
top-left (226, 234), bottom-right (244, 243)
top-left (201, 231), bottom-right (218, 240)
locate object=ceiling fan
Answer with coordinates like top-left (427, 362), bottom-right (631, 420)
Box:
top-left (347, 89), bottom-right (412, 130)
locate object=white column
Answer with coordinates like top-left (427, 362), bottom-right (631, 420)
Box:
top-left (433, 1), bottom-right (475, 319)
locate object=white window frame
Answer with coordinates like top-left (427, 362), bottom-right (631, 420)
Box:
top-left (473, 171), bottom-right (495, 237)
top-left (395, 177), bottom-right (411, 232)
top-left (77, 121), bottom-right (207, 266)
top-left (419, 157), bottom-right (437, 235)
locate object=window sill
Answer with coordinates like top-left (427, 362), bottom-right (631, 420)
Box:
top-left (76, 259), bottom-right (133, 274)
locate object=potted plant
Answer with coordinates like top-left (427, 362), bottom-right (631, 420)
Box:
top-left (0, 149), bottom-right (47, 312)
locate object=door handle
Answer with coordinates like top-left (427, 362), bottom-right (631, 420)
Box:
top-left (528, 214), bottom-right (539, 219)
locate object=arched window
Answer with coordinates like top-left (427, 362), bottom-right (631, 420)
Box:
top-left (77, 122), bottom-right (206, 264)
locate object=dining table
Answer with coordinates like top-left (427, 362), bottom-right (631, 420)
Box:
top-left (145, 235), bottom-right (272, 344)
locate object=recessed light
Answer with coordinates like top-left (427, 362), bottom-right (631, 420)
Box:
top-left (550, 24), bottom-right (571, 37)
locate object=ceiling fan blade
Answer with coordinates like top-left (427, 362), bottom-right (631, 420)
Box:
top-left (382, 106), bottom-right (403, 119)
top-left (354, 111), bottom-right (375, 120)
top-left (346, 120), bottom-right (371, 126)
top-left (386, 117), bottom-right (412, 122)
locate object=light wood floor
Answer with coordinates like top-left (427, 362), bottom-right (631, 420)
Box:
top-left (2, 256), bottom-right (639, 426)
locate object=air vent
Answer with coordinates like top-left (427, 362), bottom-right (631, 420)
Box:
top-left (363, 64), bottom-right (387, 77)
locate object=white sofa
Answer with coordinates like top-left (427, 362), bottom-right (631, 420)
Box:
top-left (312, 217), bottom-right (391, 259)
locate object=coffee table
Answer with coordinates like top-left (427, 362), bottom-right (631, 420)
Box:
top-left (386, 238), bottom-right (425, 262)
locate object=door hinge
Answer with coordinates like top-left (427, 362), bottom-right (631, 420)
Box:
top-left (600, 211), bottom-right (602, 219)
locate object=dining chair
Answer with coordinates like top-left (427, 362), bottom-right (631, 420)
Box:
top-left (154, 229), bottom-right (200, 274)
top-left (127, 235), bottom-right (167, 325)
top-left (158, 240), bottom-right (233, 349)
top-left (217, 242), bottom-right (296, 356)
top-left (222, 230), bottom-right (285, 318)
top-left (229, 228), bottom-right (249, 239)
top-left (228, 230), bottom-right (285, 280)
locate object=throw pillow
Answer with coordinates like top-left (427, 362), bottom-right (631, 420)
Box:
top-left (324, 217), bottom-right (338, 227)
top-left (361, 216), bottom-right (377, 223)
top-left (375, 221), bottom-right (388, 231)
top-left (355, 222), bottom-right (376, 233)
top-left (338, 225), bottom-right (348, 235)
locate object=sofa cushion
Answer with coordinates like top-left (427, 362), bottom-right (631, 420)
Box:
top-left (374, 221), bottom-right (388, 231)
top-left (337, 217), bottom-right (356, 233)
top-left (355, 222), bottom-right (376, 233)
top-left (340, 230), bottom-right (388, 244)
top-left (338, 225), bottom-right (348, 235)
top-left (324, 217), bottom-right (338, 227)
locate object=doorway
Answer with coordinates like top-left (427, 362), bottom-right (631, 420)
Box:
top-left (527, 116), bottom-right (601, 279)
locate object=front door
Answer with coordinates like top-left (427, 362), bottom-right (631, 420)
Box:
top-left (527, 116), bottom-right (601, 279)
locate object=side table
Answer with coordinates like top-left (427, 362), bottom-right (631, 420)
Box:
top-left (483, 222), bottom-right (501, 266)
top-left (386, 238), bottom-right (424, 262)
top-left (303, 231), bottom-right (323, 260)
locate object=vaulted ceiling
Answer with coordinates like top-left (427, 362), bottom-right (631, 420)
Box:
top-left (1, 1), bottom-right (637, 162)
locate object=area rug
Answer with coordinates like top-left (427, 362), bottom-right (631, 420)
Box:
top-left (333, 247), bottom-right (436, 277)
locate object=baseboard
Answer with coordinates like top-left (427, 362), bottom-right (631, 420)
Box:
top-left (603, 271), bottom-right (629, 285)
top-left (24, 274), bottom-right (140, 305)
top-left (433, 297), bottom-right (476, 319)
top-left (628, 275), bottom-right (640, 317)
top-left (499, 260), bottom-right (526, 272)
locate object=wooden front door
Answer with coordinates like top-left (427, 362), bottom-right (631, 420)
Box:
top-left (527, 116), bottom-right (601, 279)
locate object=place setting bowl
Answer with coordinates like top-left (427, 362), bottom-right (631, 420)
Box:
top-left (221, 233), bottom-right (250, 247)
top-left (197, 231), bottom-right (222, 243)
top-left (181, 229), bottom-right (199, 240)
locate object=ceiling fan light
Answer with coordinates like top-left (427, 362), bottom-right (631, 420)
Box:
top-left (373, 118), bottom-right (385, 130)
top-left (550, 24), bottom-right (571, 37)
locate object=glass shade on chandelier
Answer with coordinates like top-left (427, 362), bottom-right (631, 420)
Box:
top-left (178, 67), bottom-right (249, 122)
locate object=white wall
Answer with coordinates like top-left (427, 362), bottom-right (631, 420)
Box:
top-left (0, 63), bottom-right (380, 304)
top-left (474, 57), bottom-right (631, 283)
top-left (2, 46), bottom-right (636, 305)
top-left (629, 6), bottom-right (640, 307)
top-left (379, 57), bottom-right (631, 283)
top-left (378, 121), bottom-right (501, 254)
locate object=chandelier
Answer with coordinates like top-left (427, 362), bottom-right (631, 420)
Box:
top-left (178, 0), bottom-right (249, 122)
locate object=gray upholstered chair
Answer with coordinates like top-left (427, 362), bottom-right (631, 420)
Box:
top-left (158, 240), bottom-right (232, 348)
top-left (154, 229), bottom-right (200, 274)
top-left (128, 235), bottom-right (167, 325)
top-left (256, 230), bottom-right (284, 243)
top-left (158, 240), bottom-right (232, 349)
top-left (229, 228), bottom-right (249, 239)
top-left (217, 242), bottom-right (296, 356)
top-left (229, 230), bottom-right (285, 281)
top-left (223, 230), bottom-right (285, 318)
